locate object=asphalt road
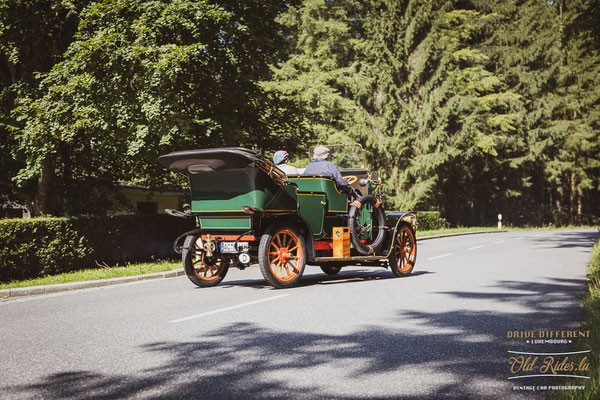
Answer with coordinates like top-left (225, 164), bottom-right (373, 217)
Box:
top-left (0, 229), bottom-right (597, 399)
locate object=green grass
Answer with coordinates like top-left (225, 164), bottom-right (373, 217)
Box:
top-left (550, 237), bottom-right (600, 399)
top-left (417, 226), bottom-right (500, 237)
top-left (0, 260), bottom-right (181, 290)
top-left (417, 225), bottom-right (598, 238)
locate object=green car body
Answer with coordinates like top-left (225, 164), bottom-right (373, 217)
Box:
top-left (159, 145), bottom-right (417, 289)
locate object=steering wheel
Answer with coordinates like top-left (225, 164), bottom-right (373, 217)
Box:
top-left (343, 175), bottom-right (358, 185)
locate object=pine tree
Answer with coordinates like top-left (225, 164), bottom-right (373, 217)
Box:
top-left (267, 0), bottom-right (525, 225)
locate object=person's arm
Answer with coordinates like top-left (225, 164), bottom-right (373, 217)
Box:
top-left (328, 163), bottom-right (360, 198)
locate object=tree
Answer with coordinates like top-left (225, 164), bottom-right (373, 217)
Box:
top-left (0, 0), bottom-right (88, 212)
top-left (4, 0), bottom-right (597, 223)
top-left (478, 0), bottom-right (600, 225)
top-left (545, 0), bottom-right (600, 224)
top-left (265, 0), bottom-right (524, 225)
top-left (11, 0), bottom-right (302, 215)
top-left (264, 0), bottom-right (599, 226)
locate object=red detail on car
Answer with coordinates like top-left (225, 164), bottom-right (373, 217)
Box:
top-left (202, 235), bottom-right (256, 241)
top-left (314, 241), bottom-right (333, 250)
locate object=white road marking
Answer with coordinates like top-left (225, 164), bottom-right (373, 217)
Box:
top-left (515, 237), bottom-right (524, 240)
top-left (493, 240), bottom-right (506, 244)
top-left (427, 253), bottom-right (453, 261)
top-left (468, 245), bottom-right (485, 250)
top-left (169, 294), bottom-right (290, 323)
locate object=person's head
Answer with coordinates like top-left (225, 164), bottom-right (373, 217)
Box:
top-left (313, 145), bottom-right (330, 160)
top-left (273, 150), bottom-right (289, 165)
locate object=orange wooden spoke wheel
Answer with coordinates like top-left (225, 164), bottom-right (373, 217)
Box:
top-left (388, 225), bottom-right (417, 277)
top-left (192, 250), bottom-right (226, 281)
top-left (259, 227), bottom-right (306, 288)
top-left (183, 236), bottom-right (229, 287)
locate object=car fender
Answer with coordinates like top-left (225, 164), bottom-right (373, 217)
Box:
top-left (260, 214), bottom-right (316, 262)
top-left (383, 212), bottom-right (417, 258)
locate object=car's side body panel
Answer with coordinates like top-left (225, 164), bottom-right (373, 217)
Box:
top-left (290, 175), bottom-right (377, 242)
top-left (189, 167), bottom-right (297, 214)
top-left (296, 192), bottom-right (326, 238)
top-left (288, 176), bottom-right (348, 213)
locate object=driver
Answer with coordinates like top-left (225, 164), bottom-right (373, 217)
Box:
top-left (303, 145), bottom-right (360, 198)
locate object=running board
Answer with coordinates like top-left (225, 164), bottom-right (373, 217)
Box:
top-left (314, 255), bottom-right (387, 262)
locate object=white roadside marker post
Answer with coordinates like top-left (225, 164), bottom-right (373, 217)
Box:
top-left (498, 213), bottom-right (502, 230)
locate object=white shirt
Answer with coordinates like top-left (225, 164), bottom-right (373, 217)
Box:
top-left (278, 163), bottom-right (300, 176)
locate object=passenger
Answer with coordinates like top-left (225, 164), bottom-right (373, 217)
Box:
top-left (303, 145), bottom-right (360, 198)
top-left (273, 150), bottom-right (300, 175)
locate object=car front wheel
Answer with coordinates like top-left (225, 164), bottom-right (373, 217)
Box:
top-left (387, 224), bottom-right (417, 277)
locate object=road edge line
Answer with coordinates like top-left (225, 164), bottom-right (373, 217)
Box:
top-left (1, 269), bottom-right (186, 299)
top-left (417, 230), bottom-right (507, 241)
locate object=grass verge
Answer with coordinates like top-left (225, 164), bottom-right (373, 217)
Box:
top-left (417, 226), bottom-right (500, 237)
top-left (0, 260), bottom-right (181, 290)
top-left (550, 236), bottom-right (600, 399)
top-left (417, 225), bottom-right (597, 238)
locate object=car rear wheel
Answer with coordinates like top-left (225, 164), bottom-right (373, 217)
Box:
top-left (259, 226), bottom-right (306, 288)
top-left (183, 235), bottom-right (229, 287)
top-left (388, 224), bottom-right (417, 277)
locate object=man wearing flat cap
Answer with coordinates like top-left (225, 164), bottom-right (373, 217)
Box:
top-left (303, 145), bottom-right (360, 198)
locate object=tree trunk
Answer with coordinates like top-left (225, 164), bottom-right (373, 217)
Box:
top-left (556, 186), bottom-right (563, 211)
top-left (479, 200), bottom-right (486, 226)
top-left (577, 194), bottom-right (582, 224)
top-left (59, 142), bottom-right (73, 216)
top-left (569, 172), bottom-right (576, 225)
top-left (36, 157), bottom-right (55, 216)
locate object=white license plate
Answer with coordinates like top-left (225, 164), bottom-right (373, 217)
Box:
top-left (220, 241), bottom-right (248, 253)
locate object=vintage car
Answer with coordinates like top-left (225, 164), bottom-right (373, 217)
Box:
top-left (158, 144), bottom-right (417, 289)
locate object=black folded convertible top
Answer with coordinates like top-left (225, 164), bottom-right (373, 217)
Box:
top-left (158, 147), bottom-right (263, 175)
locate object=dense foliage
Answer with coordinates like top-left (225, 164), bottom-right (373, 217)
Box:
top-left (1, 0), bottom-right (598, 226)
top-left (0, 215), bottom-right (193, 282)
top-left (1, 0), bottom-right (303, 215)
top-left (265, 0), bottom-right (599, 226)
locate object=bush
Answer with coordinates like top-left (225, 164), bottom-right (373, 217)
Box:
top-left (416, 211), bottom-right (449, 231)
top-left (0, 215), bottom-right (194, 283)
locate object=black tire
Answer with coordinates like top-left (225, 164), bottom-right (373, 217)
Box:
top-left (387, 224), bottom-right (417, 277)
top-left (182, 235), bottom-right (229, 287)
top-left (320, 265), bottom-right (342, 275)
top-left (348, 195), bottom-right (387, 255)
top-left (259, 226), bottom-right (306, 288)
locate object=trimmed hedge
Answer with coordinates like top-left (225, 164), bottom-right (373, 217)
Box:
top-left (0, 215), bottom-right (194, 283)
top-left (415, 211), bottom-right (449, 231)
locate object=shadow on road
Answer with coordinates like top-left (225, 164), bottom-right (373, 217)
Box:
top-left (6, 230), bottom-right (595, 399)
top-left (6, 277), bottom-right (587, 399)
top-left (217, 268), bottom-right (434, 291)
top-left (526, 230), bottom-right (597, 249)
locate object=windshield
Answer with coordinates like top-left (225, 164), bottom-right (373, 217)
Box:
top-left (307, 143), bottom-right (367, 171)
